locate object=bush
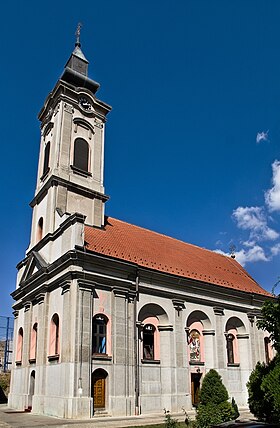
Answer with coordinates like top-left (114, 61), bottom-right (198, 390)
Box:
top-left (231, 397), bottom-right (239, 419)
top-left (199, 369), bottom-right (229, 405)
top-left (196, 370), bottom-right (235, 428)
top-left (247, 359), bottom-right (276, 422)
top-left (0, 372), bottom-right (10, 404)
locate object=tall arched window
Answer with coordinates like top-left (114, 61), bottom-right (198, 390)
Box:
top-left (143, 324), bottom-right (155, 360)
top-left (92, 315), bottom-right (107, 354)
top-left (226, 333), bottom-right (235, 364)
top-left (189, 329), bottom-right (201, 362)
top-left (264, 337), bottom-right (271, 364)
top-left (49, 314), bottom-right (59, 357)
top-left (42, 142), bottom-right (50, 176)
top-left (73, 138), bottom-right (89, 172)
top-left (36, 217), bottom-right (43, 242)
top-left (16, 327), bottom-right (23, 363)
top-left (30, 323), bottom-right (38, 361)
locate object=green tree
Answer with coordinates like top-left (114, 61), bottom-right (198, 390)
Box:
top-left (247, 285), bottom-right (280, 423)
top-left (196, 370), bottom-right (235, 428)
top-left (257, 294), bottom-right (280, 354)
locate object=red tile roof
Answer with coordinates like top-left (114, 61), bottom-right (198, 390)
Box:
top-left (84, 217), bottom-right (270, 297)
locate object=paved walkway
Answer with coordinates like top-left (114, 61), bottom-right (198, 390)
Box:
top-left (0, 405), bottom-right (254, 428)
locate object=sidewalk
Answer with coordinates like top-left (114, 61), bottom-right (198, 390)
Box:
top-left (0, 405), bottom-right (254, 428)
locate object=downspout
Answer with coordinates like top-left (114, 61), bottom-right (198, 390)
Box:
top-left (134, 270), bottom-right (140, 415)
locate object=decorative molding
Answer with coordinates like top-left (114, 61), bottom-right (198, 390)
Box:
top-left (92, 354), bottom-right (112, 361)
top-left (35, 292), bottom-right (46, 305)
top-left (61, 280), bottom-right (71, 295)
top-left (24, 301), bottom-right (32, 312)
top-left (189, 361), bottom-right (205, 366)
top-left (141, 359), bottom-right (160, 365)
top-left (54, 103), bottom-right (60, 116)
top-left (247, 312), bottom-right (255, 324)
top-left (78, 279), bottom-right (96, 294)
top-left (172, 299), bottom-right (185, 314)
top-left (13, 310), bottom-right (19, 319)
top-left (202, 329), bottom-right (215, 336)
top-left (42, 121), bottom-right (54, 139)
top-left (64, 103), bottom-right (73, 114)
top-left (94, 119), bottom-right (103, 129)
top-left (236, 333), bottom-right (249, 340)
top-left (73, 117), bottom-right (95, 135)
top-left (113, 288), bottom-right (128, 298)
top-left (213, 306), bottom-right (224, 316)
top-left (158, 324), bottom-right (173, 332)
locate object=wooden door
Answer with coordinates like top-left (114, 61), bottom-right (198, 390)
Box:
top-left (93, 377), bottom-right (105, 408)
top-left (191, 373), bottom-right (201, 407)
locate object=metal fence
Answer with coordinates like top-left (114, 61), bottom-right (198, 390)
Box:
top-left (0, 316), bottom-right (14, 372)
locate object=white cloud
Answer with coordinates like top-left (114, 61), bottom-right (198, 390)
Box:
top-left (234, 246), bottom-right (269, 266)
top-left (256, 130), bottom-right (269, 144)
top-left (232, 206), bottom-right (279, 241)
top-left (270, 243), bottom-right (280, 257)
top-left (265, 160), bottom-right (280, 212)
top-left (213, 245), bottom-right (269, 266)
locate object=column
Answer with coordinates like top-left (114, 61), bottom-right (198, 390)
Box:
top-left (23, 302), bottom-right (32, 409)
top-left (237, 333), bottom-right (250, 405)
top-left (247, 313), bottom-right (257, 368)
top-left (112, 288), bottom-right (129, 415)
top-left (172, 300), bottom-right (188, 411)
top-left (213, 307), bottom-right (225, 370)
top-left (202, 329), bottom-right (215, 369)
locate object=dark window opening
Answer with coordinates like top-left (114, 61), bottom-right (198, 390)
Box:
top-left (143, 324), bottom-right (155, 360)
top-left (264, 337), bottom-right (270, 364)
top-left (92, 315), bottom-right (107, 354)
top-left (42, 142), bottom-right (50, 176)
top-left (37, 217), bottom-right (43, 242)
top-left (73, 138), bottom-right (89, 172)
top-left (226, 333), bottom-right (235, 364)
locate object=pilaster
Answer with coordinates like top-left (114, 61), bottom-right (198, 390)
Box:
top-left (213, 306), bottom-right (225, 369)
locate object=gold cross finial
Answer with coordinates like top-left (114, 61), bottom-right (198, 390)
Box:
top-left (75, 22), bottom-right (82, 46)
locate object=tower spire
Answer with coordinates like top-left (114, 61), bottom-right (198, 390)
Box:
top-left (75, 22), bottom-right (82, 47)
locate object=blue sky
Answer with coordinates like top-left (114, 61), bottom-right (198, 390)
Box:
top-left (1, 1), bottom-right (280, 317)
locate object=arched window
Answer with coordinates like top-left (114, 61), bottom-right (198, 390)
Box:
top-left (16, 327), bottom-right (23, 363)
top-left (189, 329), bottom-right (201, 362)
top-left (49, 314), bottom-right (59, 357)
top-left (30, 323), bottom-right (38, 361)
top-left (73, 138), bottom-right (89, 172)
top-left (226, 333), bottom-right (235, 364)
top-left (143, 324), bottom-right (155, 360)
top-left (264, 337), bottom-right (272, 364)
top-left (42, 142), bottom-right (50, 176)
top-left (36, 217), bottom-right (43, 242)
top-left (92, 315), bottom-right (107, 354)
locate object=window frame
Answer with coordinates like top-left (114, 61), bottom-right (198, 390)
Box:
top-left (16, 327), bottom-right (23, 365)
top-left (142, 323), bottom-right (156, 361)
top-left (72, 138), bottom-right (91, 176)
top-left (48, 313), bottom-right (60, 361)
top-left (92, 315), bottom-right (108, 355)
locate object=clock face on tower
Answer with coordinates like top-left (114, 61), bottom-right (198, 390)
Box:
top-left (79, 96), bottom-right (92, 111)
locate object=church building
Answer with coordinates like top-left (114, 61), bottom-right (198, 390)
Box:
top-left (8, 32), bottom-right (273, 419)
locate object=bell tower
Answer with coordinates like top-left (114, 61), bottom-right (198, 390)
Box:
top-left (29, 26), bottom-right (111, 248)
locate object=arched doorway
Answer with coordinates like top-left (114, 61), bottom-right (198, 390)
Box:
top-left (91, 369), bottom-right (108, 413)
top-left (28, 370), bottom-right (35, 410)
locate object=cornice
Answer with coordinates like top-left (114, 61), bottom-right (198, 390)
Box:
top-left (30, 175), bottom-right (109, 207)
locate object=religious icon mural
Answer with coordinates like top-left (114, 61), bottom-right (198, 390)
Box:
top-left (189, 329), bottom-right (201, 362)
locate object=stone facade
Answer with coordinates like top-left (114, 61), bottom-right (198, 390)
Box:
top-left (8, 39), bottom-right (273, 419)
